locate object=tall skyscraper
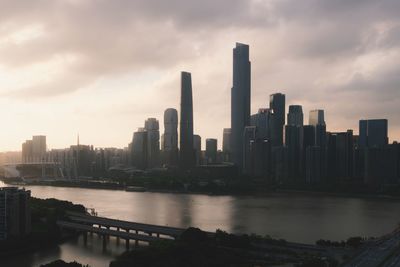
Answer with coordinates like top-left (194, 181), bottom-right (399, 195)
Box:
top-left (231, 43), bottom-right (251, 170)
top-left (145, 118), bottom-right (160, 168)
top-left (359, 119), bottom-right (388, 148)
top-left (180, 71), bottom-right (195, 169)
top-left (287, 105), bottom-right (303, 126)
top-left (163, 108), bottom-right (178, 166)
top-left (270, 93), bottom-right (285, 146)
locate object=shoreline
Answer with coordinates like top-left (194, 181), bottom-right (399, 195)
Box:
top-left (4, 179), bottom-right (400, 201)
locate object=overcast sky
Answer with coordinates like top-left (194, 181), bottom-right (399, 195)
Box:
top-left (0, 0), bottom-right (399, 151)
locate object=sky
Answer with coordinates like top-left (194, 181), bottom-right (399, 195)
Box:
top-left (0, 0), bottom-right (399, 151)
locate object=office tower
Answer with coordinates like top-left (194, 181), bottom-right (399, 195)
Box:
top-left (309, 110), bottom-right (325, 126)
top-left (364, 145), bottom-right (398, 186)
top-left (222, 128), bottom-right (231, 162)
top-left (302, 125), bottom-right (316, 181)
top-left (306, 146), bottom-right (327, 184)
top-left (287, 105), bottom-right (303, 126)
top-left (326, 130), bottom-right (354, 182)
top-left (285, 125), bottom-right (303, 184)
top-left (193, 135), bottom-right (202, 166)
top-left (206, 139), bottom-right (218, 164)
top-left (269, 93), bottom-right (285, 147)
top-left (359, 119), bottom-right (388, 148)
top-left (32, 135), bottom-right (46, 162)
top-left (231, 43), bottom-right (251, 170)
top-left (0, 187), bottom-right (31, 240)
top-left (309, 110), bottom-right (326, 148)
top-left (243, 126), bottom-right (257, 175)
top-left (145, 118), bottom-right (160, 168)
top-left (132, 128), bottom-right (148, 170)
top-left (180, 71), bottom-right (195, 169)
top-left (251, 108), bottom-right (272, 139)
top-left (163, 108), bottom-right (179, 166)
top-left (21, 140), bottom-right (33, 163)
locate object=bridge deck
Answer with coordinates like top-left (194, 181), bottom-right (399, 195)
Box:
top-left (57, 221), bottom-right (171, 242)
top-left (67, 212), bottom-right (185, 237)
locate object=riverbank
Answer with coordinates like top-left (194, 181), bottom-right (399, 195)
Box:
top-left (4, 178), bottom-right (400, 202)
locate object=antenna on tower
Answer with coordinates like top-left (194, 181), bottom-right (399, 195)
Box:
top-left (77, 133), bottom-right (80, 147)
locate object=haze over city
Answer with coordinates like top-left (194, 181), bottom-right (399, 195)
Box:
top-left (0, 0), bottom-right (399, 151)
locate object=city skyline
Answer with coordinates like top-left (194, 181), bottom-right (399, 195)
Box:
top-left (1, 0), bottom-right (400, 151)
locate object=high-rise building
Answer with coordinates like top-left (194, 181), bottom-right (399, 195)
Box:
top-left (145, 118), bottom-right (160, 168)
top-left (359, 119), bottom-right (388, 148)
top-left (0, 187), bottom-right (31, 240)
top-left (287, 105), bottom-right (303, 127)
top-left (193, 135), bottom-right (202, 166)
top-left (132, 128), bottom-right (148, 170)
top-left (180, 72), bottom-right (195, 169)
top-left (327, 130), bottom-right (354, 182)
top-left (163, 108), bottom-right (178, 166)
top-left (205, 139), bottom-right (218, 164)
top-left (32, 135), bottom-right (46, 162)
top-left (309, 110), bottom-right (326, 148)
top-left (231, 43), bottom-right (251, 171)
top-left (285, 125), bottom-right (303, 184)
top-left (270, 93), bottom-right (285, 147)
top-left (250, 108), bottom-right (272, 140)
top-left (309, 110), bottom-right (325, 126)
top-left (222, 128), bottom-right (231, 162)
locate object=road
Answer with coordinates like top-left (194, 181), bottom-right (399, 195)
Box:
top-left (343, 230), bottom-right (400, 267)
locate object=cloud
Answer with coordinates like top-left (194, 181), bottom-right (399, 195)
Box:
top-left (0, 0), bottom-right (400, 149)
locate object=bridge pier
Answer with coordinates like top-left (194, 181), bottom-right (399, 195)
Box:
top-left (83, 231), bottom-right (88, 245)
top-left (102, 234), bottom-right (107, 251)
top-left (125, 239), bottom-right (130, 249)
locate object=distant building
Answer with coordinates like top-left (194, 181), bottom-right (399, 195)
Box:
top-left (287, 105), bottom-right (303, 127)
top-left (163, 108), bottom-right (179, 166)
top-left (285, 125), bottom-right (303, 184)
top-left (309, 110), bottom-right (325, 126)
top-left (306, 146), bottom-right (327, 184)
top-left (231, 43), bottom-right (251, 171)
top-left (205, 139), bottom-right (218, 164)
top-left (251, 108), bottom-right (272, 140)
top-left (22, 135), bottom-right (47, 163)
top-left (145, 118), bottom-right (160, 168)
top-left (132, 128), bottom-right (148, 170)
top-left (222, 128), bottom-right (231, 162)
top-left (193, 135), bottom-right (202, 166)
top-left (180, 72), bottom-right (195, 169)
top-left (0, 187), bottom-right (31, 240)
top-left (359, 119), bottom-right (388, 148)
top-left (269, 93), bottom-right (285, 147)
top-left (327, 130), bottom-right (354, 182)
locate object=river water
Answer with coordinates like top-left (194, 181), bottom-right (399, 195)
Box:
top-left (1, 181), bottom-right (400, 267)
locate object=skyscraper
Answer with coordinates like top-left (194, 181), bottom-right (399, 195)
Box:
top-left (270, 93), bottom-right (285, 147)
top-left (205, 138), bottom-right (218, 164)
top-left (222, 128), bottom-right (231, 162)
top-left (163, 108), bottom-right (178, 166)
top-left (309, 109), bottom-right (326, 148)
top-left (250, 108), bottom-right (272, 140)
top-left (180, 71), bottom-right (195, 169)
top-left (309, 110), bottom-right (325, 126)
top-left (359, 119), bottom-right (388, 148)
top-left (132, 128), bottom-right (148, 170)
top-left (193, 134), bottom-right (202, 166)
top-left (231, 43), bottom-right (251, 170)
top-left (145, 118), bottom-right (160, 168)
top-left (287, 105), bottom-right (303, 126)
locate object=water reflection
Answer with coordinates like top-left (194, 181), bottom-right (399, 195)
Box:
top-left (1, 181), bottom-right (400, 267)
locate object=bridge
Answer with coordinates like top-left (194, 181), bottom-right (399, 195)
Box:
top-left (57, 212), bottom-right (187, 250)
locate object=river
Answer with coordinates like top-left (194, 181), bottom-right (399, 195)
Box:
top-left (1, 181), bottom-right (400, 267)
